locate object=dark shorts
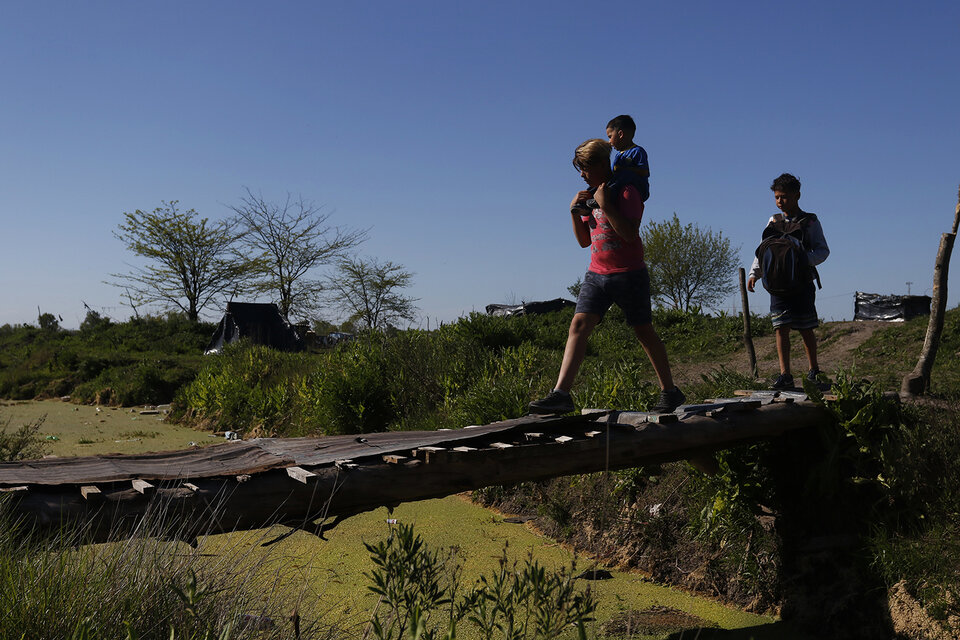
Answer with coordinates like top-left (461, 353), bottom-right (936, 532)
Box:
top-left (575, 269), bottom-right (653, 326)
top-left (770, 281), bottom-right (819, 330)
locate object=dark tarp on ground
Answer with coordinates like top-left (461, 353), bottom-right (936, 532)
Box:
top-left (485, 298), bottom-right (576, 317)
top-left (854, 292), bottom-right (932, 322)
top-left (205, 302), bottom-right (305, 353)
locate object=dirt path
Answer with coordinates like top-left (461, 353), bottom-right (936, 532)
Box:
top-left (678, 320), bottom-right (889, 384)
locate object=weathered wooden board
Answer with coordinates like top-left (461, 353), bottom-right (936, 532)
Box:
top-left (0, 402), bottom-right (831, 543)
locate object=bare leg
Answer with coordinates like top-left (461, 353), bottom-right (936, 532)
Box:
top-left (799, 328), bottom-right (819, 372)
top-left (632, 323), bottom-right (675, 390)
top-left (555, 313), bottom-right (600, 392)
top-left (775, 326), bottom-right (791, 375)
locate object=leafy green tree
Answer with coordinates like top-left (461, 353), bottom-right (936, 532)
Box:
top-left (110, 201), bottom-right (256, 322)
top-left (327, 257), bottom-right (418, 331)
top-left (229, 188), bottom-right (368, 320)
top-left (37, 312), bottom-right (60, 332)
top-left (642, 212), bottom-right (739, 312)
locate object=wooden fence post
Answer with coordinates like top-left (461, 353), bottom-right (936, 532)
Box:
top-left (901, 186), bottom-right (960, 397)
top-left (739, 267), bottom-right (758, 378)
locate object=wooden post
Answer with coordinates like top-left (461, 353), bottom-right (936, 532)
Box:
top-left (901, 186), bottom-right (960, 397)
top-left (739, 267), bottom-right (758, 378)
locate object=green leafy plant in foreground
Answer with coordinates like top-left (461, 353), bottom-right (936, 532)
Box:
top-left (365, 523), bottom-right (595, 640)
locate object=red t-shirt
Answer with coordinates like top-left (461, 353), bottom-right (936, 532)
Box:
top-left (586, 185), bottom-right (646, 274)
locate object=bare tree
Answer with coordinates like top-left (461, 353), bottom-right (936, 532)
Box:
top-left (327, 257), bottom-right (418, 331)
top-left (229, 188), bottom-right (367, 320)
top-left (901, 186), bottom-right (960, 396)
top-left (110, 201), bottom-right (255, 322)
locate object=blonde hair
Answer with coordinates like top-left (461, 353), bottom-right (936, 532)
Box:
top-left (573, 138), bottom-right (612, 171)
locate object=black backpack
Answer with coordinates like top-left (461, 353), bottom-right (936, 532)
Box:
top-left (755, 213), bottom-right (821, 296)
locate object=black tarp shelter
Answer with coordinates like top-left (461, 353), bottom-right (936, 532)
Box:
top-left (854, 292), bottom-right (931, 322)
top-left (205, 302), bottom-right (304, 353)
top-left (485, 298), bottom-right (576, 318)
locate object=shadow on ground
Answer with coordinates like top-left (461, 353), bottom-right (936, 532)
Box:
top-left (666, 622), bottom-right (817, 639)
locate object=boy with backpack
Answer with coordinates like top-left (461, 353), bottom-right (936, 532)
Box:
top-left (748, 173), bottom-right (830, 390)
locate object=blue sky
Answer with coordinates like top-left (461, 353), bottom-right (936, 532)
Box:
top-left (1, 1), bottom-right (958, 329)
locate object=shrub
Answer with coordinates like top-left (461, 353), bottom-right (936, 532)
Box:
top-left (365, 523), bottom-right (595, 640)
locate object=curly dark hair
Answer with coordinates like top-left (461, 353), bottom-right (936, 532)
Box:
top-left (771, 173), bottom-right (801, 193)
top-left (606, 114), bottom-right (636, 137)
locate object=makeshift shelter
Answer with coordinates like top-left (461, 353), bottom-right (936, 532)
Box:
top-left (854, 292), bottom-right (931, 322)
top-left (205, 302), bottom-right (305, 354)
top-left (485, 298), bottom-right (576, 318)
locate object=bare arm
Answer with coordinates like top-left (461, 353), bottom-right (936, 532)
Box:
top-left (593, 183), bottom-right (640, 240)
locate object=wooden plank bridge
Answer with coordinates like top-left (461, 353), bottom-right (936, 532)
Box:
top-left (0, 391), bottom-right (829, 544)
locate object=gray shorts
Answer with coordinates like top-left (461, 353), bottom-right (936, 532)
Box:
top-left (575, 269), bottom-right (653, 326)
top-left (770, 281), bottom-right (819, 330)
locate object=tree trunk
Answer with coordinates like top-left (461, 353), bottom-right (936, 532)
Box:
top-left (901, 187), bottom-right (960, 397)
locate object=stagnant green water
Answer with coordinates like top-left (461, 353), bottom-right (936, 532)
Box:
top-left (200, 495), bottom-right (817, 639)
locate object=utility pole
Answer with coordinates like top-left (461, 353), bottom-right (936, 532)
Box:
top-left (906, 281), bottom-right (913, 295)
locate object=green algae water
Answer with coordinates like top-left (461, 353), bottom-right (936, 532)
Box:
top-left (200, 495), bottom-right (816, 639)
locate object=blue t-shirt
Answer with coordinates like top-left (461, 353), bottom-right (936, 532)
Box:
top-left (610, 145), bottom-right (650, 202)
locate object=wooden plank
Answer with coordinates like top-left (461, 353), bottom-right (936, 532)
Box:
top-left (554, 436), bottom-right (574, 443)
top-left (0, 485), bottom-right (28, 493)
top-left (705, 400), bottom-right (763, 417)
top-left (489, 442), bottom-right (513, 449)
top-left (646, 413), bottom-right (679, 424)
top-left (183, 483), bottom-right (200, 492)
top-left (286, 466), bottom-right (317, 484)
top-left (413, 446), bottom-right (446, 455)
top-left (421, 445), bottom-right (478, 465)
top-left (413, 447), bottom-right (447, 464)
top-left (523, 432), bottom-right (546, 441)
top-left (131, 479), bottom-right (154, 495)
top-left (383, 455), bottom-right (408, 464)
top-left (80, 485), bottom-right (102, 501)
top-left (585, 431), bottom-right (603, 438)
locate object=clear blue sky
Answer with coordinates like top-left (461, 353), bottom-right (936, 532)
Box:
top-left (2, 1), bottom-right (958, 329)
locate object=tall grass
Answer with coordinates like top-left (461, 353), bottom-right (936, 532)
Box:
top-left (174, 307), bottom-right (769, 437)
top-left (0, 313), bottom-right (212, 403)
